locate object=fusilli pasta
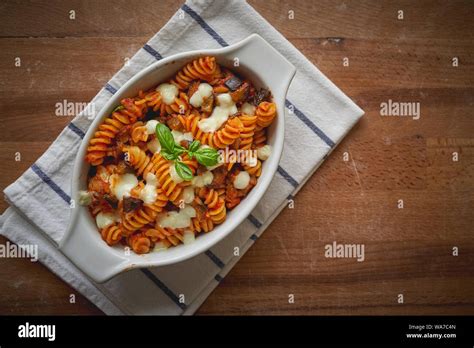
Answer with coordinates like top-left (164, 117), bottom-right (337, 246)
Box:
top-left (83, 56), bottom-right (277, 254)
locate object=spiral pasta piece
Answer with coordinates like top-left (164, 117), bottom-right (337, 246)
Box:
top-left (131, 122), bottom-right (149, 143)
top-left (100, 223), bottom-right (123, 245)
top-left (121, 189), bottom-right (168, 232)
top-left (178, 113), bottom-right (243, 149)
top-left (86, 109), bottom-right (135, 165)
top-left (145, 227), bottom-right (185, 246)
top-left (244, 159), bottom-right (262, 177)
top-left (171, 56), bottom-right (221, 89)
top-left (238, 115), bottom-right (258, 150)
top-left (253, 127), bottom-right (267, 148)
top-left (213, 117), bottom-right (243, 149)
top-left (125, 146), bottom-right (188, 202)
top-left (161, 92), bottom-right (190, 116)
top-left (127, 232), bottom-right (152, 254)
top-left (136, 90), bottom-right (162, 112)
top-left (256, 101), bottom-right (277, 128)
top-left (198, 187), bottom-right (226, 224)
top-left (178, 113), bottom-right (214, 145)
top-left (192, 217), bottom-right (214, 233)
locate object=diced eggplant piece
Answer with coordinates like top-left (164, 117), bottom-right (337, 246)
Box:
top-left (145, 107), bottom-right (159, 121)
top-left (187, 81), bottom-right (200, 99)
top-left (230, 82), bottom-right (250, 103)
top-left (104, 194), bottom-right (119, 209)
top-left (196, 164), bottom-right (208, 175)
top-left (164, 201), bottom-right (180, 212)
top-left (225, 183), bottom-right (240, 209)
top-left (224, 76), bottom-right (243, 91)
top-left (201, 94), bottom-right (214, 114)
top-left (88, 165), bottom-right (97, 178)
top-left (123, 196), bottom-right (143, 213)
top-left (208, 166), bottom-right (227, 189)
top-left (103, 155), bottom-right (119, 166)
top-left (166, 116), bottom-right (184, 131)
top-left (252, 88), bottom-right (271, 105)
top-left (191, 201), bottom-right (208, 221)
top-left (180, 140), bottom-right (191, 149)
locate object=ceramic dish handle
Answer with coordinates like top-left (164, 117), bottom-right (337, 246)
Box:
top-left (226, 34), bottom-right (296, 100)
top-left (59, 212), bottom-right (129, 283)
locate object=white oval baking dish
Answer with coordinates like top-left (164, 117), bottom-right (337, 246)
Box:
top-left (59, 34), bottom-right (296, 283)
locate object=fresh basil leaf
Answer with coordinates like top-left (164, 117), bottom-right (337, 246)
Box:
top-left (156, 123), bottom-right (175, 153)
top-left (161, 150), bottom-right (178, 161)
top-left (188, 140), bottom-right (201, 153)
top-left (194, 147), bottom-right (219, 166)
top-left (175, 161), bottom-right (193, 181)
top-left (113, 105), bottom-right (124, 112)
top-left (174, 144), bottom-right (186, 156)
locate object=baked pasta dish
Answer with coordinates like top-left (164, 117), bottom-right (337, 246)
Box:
top-left (80, 56), bottom-right (276, 254)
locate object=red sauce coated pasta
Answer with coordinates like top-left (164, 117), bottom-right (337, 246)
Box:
top-left (83, 56), bottom-right (277, 254)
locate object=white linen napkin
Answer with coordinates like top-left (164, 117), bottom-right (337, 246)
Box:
top-left (0, 0), bottom-right (363, 315)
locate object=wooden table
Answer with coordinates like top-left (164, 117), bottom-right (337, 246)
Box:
top-left (0, 0), bottom-right (472, 315)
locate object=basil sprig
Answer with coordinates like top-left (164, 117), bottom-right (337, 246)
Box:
top-left (155, 123), bottom-right (219, 180)
top-left (175, 161), bottom-right (194, 181)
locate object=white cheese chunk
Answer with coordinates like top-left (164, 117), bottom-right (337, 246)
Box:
top-left (110, 173), bottom-right (138, 200)
top-left (233, 171), bottom-right (250, 190)
top-left (241, 102), bottom-right (256, 115)
top-left (169, 163), bottom-right (184, 184)
top-left (183, 230), bottom-right (195, 245)
top-left (157, 83), bottom-right (179, 105)
top-left (145, 120), bottom-right (159, 134)
top-left (183, 186), bottom-right (195, 204)
top-left (96, 212), bottom-right (120, 229)
top-left (171, 130), bottom-right (194, 144)
top-left (191, 170), bottom-right (213, 188)
top-left (198, 93), bottom-right (237, 133)
top-left (158, 206), bottom-right (196, 229)
top-left (189, 83), bottom-right (213, 108)
top-left (257, 144), bottom-right (272, 161)
top-left (154, 241), bottom-right (168, 252)
top-left (139, 173), bottom-right (158, 205)
top-left (78, 190), bottom-right (92, 206)
top-left (146, 138), bottom-right (161, 154)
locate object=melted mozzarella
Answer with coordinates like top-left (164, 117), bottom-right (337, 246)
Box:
top-left (183, 230), bottom-right (195, 245)
top-left (139, 173), bottom-right (158, 205)
top-left (182, 186), bottom-right (195, 204)
top-left (78, 190), bottom-right (92, 206)
top-left (233, 171), bottom-right (250, 190)
top-left (257, 144), bottom-right (272, 161)
top-left (110, 173), bottom-right (138, 199)
top-left (145, 120), bottom-right (159, 134)
top-left (241, 102), bottom-right (256, 115)
top-left (154, 241), bottom-right (168, 252)
top-left (156, 83), bottom-right (178, 105)
top-left (169, 163), bottom-right (184, 184)
top-left (189, 83), bottom-right (213, 107)
top-left (191, 171), bottom-right (213, 188)
top-left (171, 130), bottom-right (194, 144)
top-left (96, 212), bottom-right (120, 229)
top-left (198, 93), bottom-right (237, 133)
top-left (146, 138), bottom-right (161, 153)
top-left (158, 206), bottom-right (196, 229)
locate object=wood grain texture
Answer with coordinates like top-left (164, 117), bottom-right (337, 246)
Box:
top-left (0, 0), bottom-right (472, 315)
